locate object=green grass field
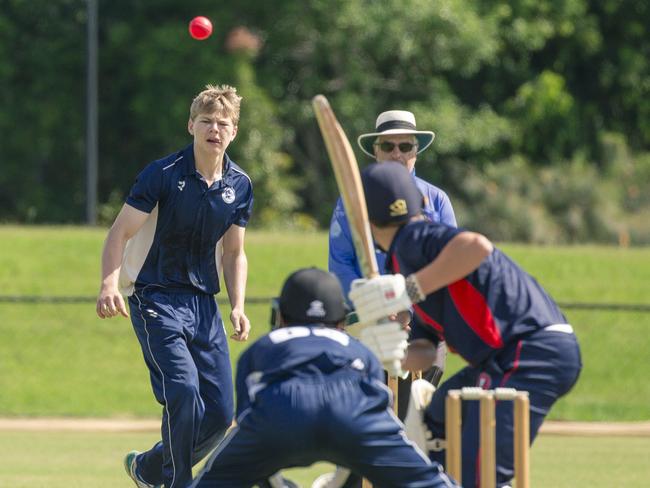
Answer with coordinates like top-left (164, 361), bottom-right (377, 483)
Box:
top-left (0, 430), bottom-right (648, 487)
top-left (1, 226), bottom-right (649, 420)
top-left (1, 226), bottom-right (650, 486)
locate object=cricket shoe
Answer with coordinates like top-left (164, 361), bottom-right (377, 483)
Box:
top-left (124, 450), bottom-right (161, 488)
top-left (403, 379), bottom-right (446, 453)
top-left (257, 472), bottom-right (300, 488)
top-left (311, 467), bottom-right (352, 488)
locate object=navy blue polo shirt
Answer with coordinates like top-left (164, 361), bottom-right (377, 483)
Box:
top-left (123, 144), bottom-right (253, 295)
top-left (387, 221), bottom-right (567, 366)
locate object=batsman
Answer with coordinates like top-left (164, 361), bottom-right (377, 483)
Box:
top-left (348, 162), bottom-right (582, 488)
top-left (328, 108), bottom-right (456, 413)
top-left (313, 97), bottom-right (455, 488)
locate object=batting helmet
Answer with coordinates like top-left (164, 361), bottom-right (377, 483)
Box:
top-left (361, 161), bottom-right (424, 226)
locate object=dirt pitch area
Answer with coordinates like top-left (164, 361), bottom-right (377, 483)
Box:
top-left (1, 418), bottom-right (649, 436)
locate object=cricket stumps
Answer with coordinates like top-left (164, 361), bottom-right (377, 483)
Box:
top-left (445, 387), bottom-right (530, 488)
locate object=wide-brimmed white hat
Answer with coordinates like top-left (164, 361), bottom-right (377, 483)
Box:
top-left (357, 110), bottom-right (436, 157)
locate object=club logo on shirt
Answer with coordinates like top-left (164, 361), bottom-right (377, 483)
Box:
top-left (222, 186), bottom-right (236, 204)
top-left (306, 300), bottom-right (326, 318)
top-left (389, 199), bottom-right (408, 216)
top-left (177, 179), bottom-right (186, 192)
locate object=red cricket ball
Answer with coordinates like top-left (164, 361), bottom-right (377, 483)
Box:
top-left (189, 16), bottom-right (212, 41)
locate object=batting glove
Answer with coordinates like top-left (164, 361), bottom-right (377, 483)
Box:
top-left (359, 321), bottom-right (409, 377)
top-left (349, 274), bottom-right (413, 324)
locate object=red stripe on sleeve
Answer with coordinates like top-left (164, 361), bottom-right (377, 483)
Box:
top-left (412, 303), bottom-right (444, 333)
top-left (390, 253), bottom-right (401, 273)
top-left (448, 279), bottom-right (504, 349)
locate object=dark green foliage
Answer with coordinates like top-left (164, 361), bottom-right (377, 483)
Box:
top-left (444, 156), bottom-right (619, 244)
top-left (1, 0), bottom-right (648, 240)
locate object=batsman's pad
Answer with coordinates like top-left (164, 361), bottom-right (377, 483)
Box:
top-left (403, 379), bottom-right (439, 453)
top-left (311, 467), bottom-right (352, 488)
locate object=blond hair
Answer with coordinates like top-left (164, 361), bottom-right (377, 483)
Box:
top-left (190, 84), bottom-right (242, 124)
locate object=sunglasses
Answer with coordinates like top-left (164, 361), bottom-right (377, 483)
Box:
top-left (374, 141), bottom-right (418, 153)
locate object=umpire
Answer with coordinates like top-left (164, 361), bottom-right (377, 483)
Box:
top-left (191, 268), bottom-right (457, 488)
top-left (328, 109), bottom-right (455, 417)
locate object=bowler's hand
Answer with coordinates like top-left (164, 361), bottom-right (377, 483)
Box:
top-left (230, 308), bottom-right (250, 341)
top-left (96, 286), bottom-right (129, 319)
top-left (349, 274), bottom-right (412, 324)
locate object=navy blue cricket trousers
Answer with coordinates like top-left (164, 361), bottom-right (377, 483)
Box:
top-left (425, 325), bottom-right (582, 488)
top-left (129, 287), bottom-right (234, 488)
top-left (192, 373), bottom-right (457, 488)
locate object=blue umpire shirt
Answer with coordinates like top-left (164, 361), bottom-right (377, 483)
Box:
top-left (125, 143), bottom-right (253, 295)
top-left (329, 172), bottom-right (456, 298)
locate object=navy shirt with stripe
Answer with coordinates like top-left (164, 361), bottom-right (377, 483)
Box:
top-left (235, 325), bottom-right (383, 416)
top-left (126, 144), bottom-right (253, 295)
top-left (387, 221), bottom-right (567, 366)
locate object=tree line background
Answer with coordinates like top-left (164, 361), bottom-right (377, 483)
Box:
top-left (1, 0), bottom-right (649, 244)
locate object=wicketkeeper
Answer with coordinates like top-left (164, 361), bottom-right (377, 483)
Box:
top-left (348, 162), bottom-right (582, 488)
top-left (191, 268), bottom-right (458, 488)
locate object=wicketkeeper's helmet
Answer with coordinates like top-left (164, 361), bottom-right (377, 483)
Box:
top-left (271, 267), bottom-right (348, 327)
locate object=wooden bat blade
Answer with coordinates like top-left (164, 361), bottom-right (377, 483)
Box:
top-left (313, 96), bottom-right (402, 458)
top-left (312, 94), bottom-right (379, 279)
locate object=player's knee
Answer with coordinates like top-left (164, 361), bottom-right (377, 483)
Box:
top-left (166, 381), bottom-right (201, 409)
top-left (202, 404), bottom-right (234, 434)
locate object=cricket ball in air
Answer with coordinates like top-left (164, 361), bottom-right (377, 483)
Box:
top-left (189, 16), bottom-right (212, 40)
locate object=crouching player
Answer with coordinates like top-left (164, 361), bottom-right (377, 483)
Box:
top-left (349, 162), bottom-right (583, 488)
top-left (191, 267), bottom-right (458, 488)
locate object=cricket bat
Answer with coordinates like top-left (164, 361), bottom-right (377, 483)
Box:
top-left (312, 95), bottom-right (400, 421)
top-left (312, 95), bottom-right (379, 281)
